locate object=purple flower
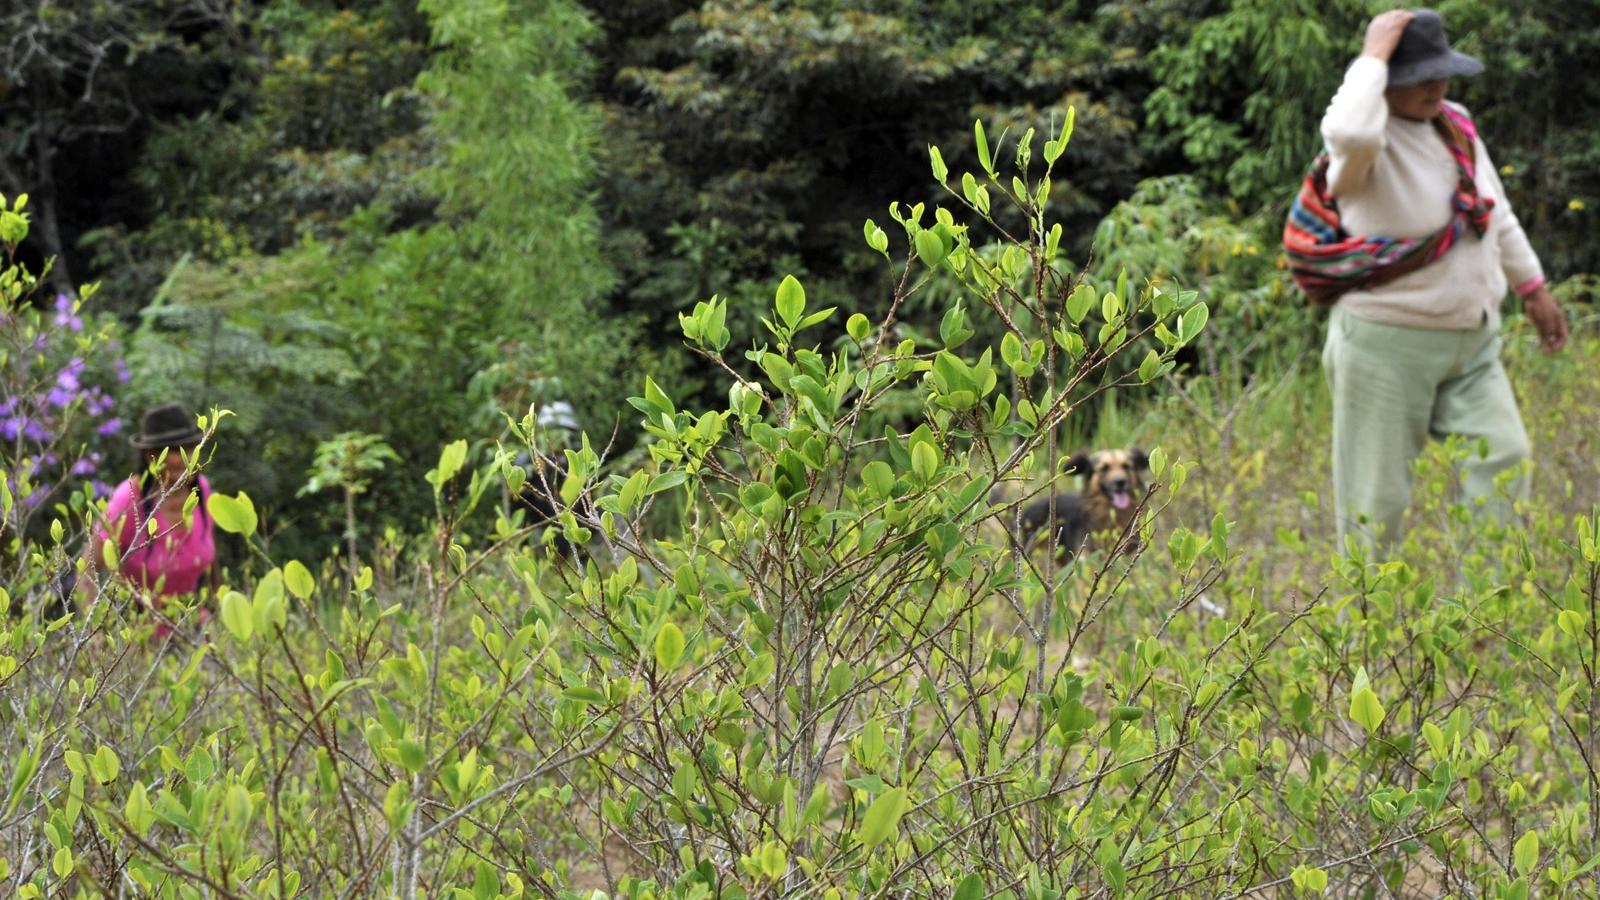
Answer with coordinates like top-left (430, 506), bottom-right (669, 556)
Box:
top-left (97, 417), bottom-right (122, 436)
top-left (71, 457), bottom-right (97, 476)
top-left (55, 359), bottom-right (84, 392)
top-left (91, 479), bottom-right (111, 499)
top-left (53, 309), bottom-right (83, 333)
top-left (22, 420), bottom-right (46, 441)
top-left (2, 414), bottom-right (34, 441)
top-left (53, 295), bottom-right (73, 313)
top-left (115, 362), bottom-right (130, 384)
top-left (46, 387), bottom-right (74, 409)
top-left (88, 392), bottom-right (115, 416)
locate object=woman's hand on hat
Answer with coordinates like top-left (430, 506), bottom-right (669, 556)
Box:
top-left (1363, 10), bottom-right (1416, 62)
top-left (1523, 286), bottom-right (1568, 355)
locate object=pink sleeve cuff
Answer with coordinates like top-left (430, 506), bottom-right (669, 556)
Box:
top-left (1513, 275), bottom-right (1546, 297)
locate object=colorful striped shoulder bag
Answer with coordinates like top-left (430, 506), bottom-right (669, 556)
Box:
top-left (1283, 104), bottom-right (1494, 305)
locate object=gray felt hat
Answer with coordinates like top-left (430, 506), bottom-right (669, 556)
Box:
top-left (1387, 9), bottom-right (1484, 87)
top-left (129, 401), bottom-right (203, 450)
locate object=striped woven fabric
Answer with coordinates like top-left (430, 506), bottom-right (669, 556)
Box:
top-left (1283, 105), bottom-right (1494, 305)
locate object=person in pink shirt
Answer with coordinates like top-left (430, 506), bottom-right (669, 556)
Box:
top-left (77, 402), bottom-right (217, 637)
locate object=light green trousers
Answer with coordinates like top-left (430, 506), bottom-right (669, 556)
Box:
top-left (1322, 306), bottom-right (1531, 550)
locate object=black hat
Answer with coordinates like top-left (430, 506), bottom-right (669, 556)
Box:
top-left (129, 402), bottom-right (203, 450)
top-left (1388, 9), bottom-right (1483, 87)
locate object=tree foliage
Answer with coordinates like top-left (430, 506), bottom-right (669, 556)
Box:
top-left (0, 0), bottom-right (238, 296)
top-left (86, 0), bottom-right (648, 553)
top-left (588, 0), bottom-right (1179, 349)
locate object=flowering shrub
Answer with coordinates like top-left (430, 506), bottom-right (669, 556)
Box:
top-left (0, 197), bottom-right (130, 590)
top-left (5, 294), bottom-right (130, 479)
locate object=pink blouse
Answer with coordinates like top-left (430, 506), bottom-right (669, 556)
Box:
top-left (98, 475), bottom-right (216, 597)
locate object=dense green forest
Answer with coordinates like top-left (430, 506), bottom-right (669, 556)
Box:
top-left (2, 0), bottom-right (1599, 897)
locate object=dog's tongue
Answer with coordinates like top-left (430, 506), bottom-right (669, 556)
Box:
top-left (1112, 491), bottom-right (1132, 510)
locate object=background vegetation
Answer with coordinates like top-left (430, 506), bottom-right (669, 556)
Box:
top-left (1, 0), bottom-right (1597, 896)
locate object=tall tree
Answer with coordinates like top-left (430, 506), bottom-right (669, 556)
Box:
top-left (416, 0), bottom-right (614, 324)
top-left (0, 0), bottom-right (239, 296)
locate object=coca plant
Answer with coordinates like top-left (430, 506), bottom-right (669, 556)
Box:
top-left (3, 110), bottom-right (1597, 900)
top-left (505, 111), bottom-right (1232, 896)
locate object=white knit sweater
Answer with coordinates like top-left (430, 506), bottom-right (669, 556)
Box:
top-left (1320, 56), bottom-right (1544, 330)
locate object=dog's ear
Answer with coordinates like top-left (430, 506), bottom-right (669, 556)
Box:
top-left (1129, 447), bottom-right (1149, 471)
top-left (1062, 451), bottom-right (1093, 476)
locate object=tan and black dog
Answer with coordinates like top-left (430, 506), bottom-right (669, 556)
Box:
top-left (1014, 448), bottom-right (1150, 560)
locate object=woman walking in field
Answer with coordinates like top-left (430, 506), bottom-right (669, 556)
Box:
top-left (1289, 8), bottom-right (1569, 549)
